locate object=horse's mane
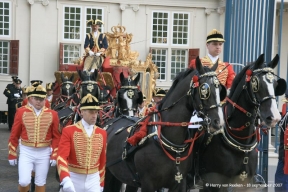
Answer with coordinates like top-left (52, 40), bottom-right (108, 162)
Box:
top-left (228, 64), bottom-right (251, 96)
top-left (158, 68), bottom-right (195, 109)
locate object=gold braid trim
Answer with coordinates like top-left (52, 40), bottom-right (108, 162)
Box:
top-left (58, 164), bottom-right (69, 176)
top-left (57, 156), bottom-right (68, 166)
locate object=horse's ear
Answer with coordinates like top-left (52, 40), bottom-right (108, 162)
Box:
top-left (137, 91), bottom-right (144, 105)
top-left (275, 78), bottom-right (287, 96)
top-left (253, 54), bottom-right (265, 69)
top-left (220, 84), bottom-right (227, 101)
top-left (77, 69), bottom-right (82, 80)
top-left (92, 70), bottom-right (98, 81)
top-left (267, 54), bottom-right (279, 69)
top-left (69, 73), bottom-right (74, 82)
top-left (211, 59), bottom-right (219, 71)
top-left (133, 73), bottom-right (140, 85)
top-left (195, 56), bottom-right (205, 74)
top-left (120, 72), bottom-right (125, 84)
top-left (61, 72), bottom-right (65, 83)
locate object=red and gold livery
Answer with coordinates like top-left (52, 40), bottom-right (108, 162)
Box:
top-left (57, 121), bottom-right (107, 187)
top-left (189, 56), bottom-right (235, 88)
top-left (8, 105), bottom-right (60, 160)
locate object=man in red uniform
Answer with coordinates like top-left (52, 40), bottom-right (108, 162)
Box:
top-left (8, 84), bottom-right (60, 192)
top-left (276, 89), bottom-right (288, 191)
top-left (189, 29), bottom-right (235, 91)
top-left (57, 93), bottom-right (107, 192)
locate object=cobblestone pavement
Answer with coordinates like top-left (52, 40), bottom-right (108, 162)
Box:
top-left (0, 127), bottom-right (59, 192)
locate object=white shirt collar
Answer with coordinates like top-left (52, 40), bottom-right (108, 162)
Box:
top-left (208, 53), bottom-right (219, 64)
top-left (28, 102), bottom-right (43, 116)
top-left (81, 119), bottom-right (94, 129)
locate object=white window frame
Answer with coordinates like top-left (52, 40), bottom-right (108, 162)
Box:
top-left (151, 11), bottom-right (169, 46)
top-left (85, 7), bottom-right (104, 34)
top-left (63, 43), bottom-right (81, 64)
top-left (0, 40), bottom-right (10, 74)
top-left (150, 10), bottom-right (190, 83)
top-left (171, 12), bottom-right (190, 46)
top-left (151, 48), bottom-right (168, 81)
top-left (0, 1), bottom-right (11, 38)
top-left (62, 5), bottom-right (82, 42)
top-left (170, 49), bottom-right (188, 80)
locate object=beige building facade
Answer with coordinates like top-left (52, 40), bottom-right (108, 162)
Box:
top-left (0, 0), bottom-right (287, 111)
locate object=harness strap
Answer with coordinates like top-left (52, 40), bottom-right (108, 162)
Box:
top-left (226, 97), bottom-right (251, 117)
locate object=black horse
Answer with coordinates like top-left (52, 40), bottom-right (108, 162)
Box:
top-left (115, 72), bottom-right (143, 117)
top-left (52, 73), bottom-right (76, 110)
top-left (193, 54), bottom-right (286, 192)
top-left (103, 57), bottom-right (226, 192)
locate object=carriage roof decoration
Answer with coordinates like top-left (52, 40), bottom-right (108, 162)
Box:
top-left (55, 25), bottom-right (159, 103)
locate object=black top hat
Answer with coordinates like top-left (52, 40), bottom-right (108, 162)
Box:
top-left (14, 79), bottom-right (22, 84)
top-left (153, 88), bottom-right (166, 97)
top-left (86, 19), bottom-right (104, 26)
top-left (46, 83), bottom-right (54, 90)
top-left (206, 29), bottom-right (225, 43)
top-left (27, 85), bottom-right (47, 98)
top-left (30, 80), bottom-right (43, 87)
top-left (80, 94), bottom-right (102, 110)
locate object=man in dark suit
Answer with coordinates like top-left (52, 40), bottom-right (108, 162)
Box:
top-left (84, 19), bottom-right (108, 72)
top-left (3, 77), bottom-right (22, 131)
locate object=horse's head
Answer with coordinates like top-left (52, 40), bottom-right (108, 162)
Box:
top-left (60, 73), bottom-right (76, 98)
top-left (246, 54), bottom-right (286, 127)
top-left (117, 72), bottom-right (143, 116)
top-left (77, 69), bottom-right (100, 99)
top-left (190, 57), bottom-right (227, 132)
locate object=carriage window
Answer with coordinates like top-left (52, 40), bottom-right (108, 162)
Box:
top-left (172, 13), bottom-right (189, 45)
top-left (0, 1), bottom-right (10, 37)
top-left (151, 11), bottom-right (169, 44)
top-left (63, 6), bottom-right (81, 40)
top-left (151, 48), bottom-right (167, 81)
top-left (0, 41), bottom-right (9, 74)
top-left (63, 44), bottom-right (81, 64)
top-left (86, 8), bottom-right (103, 33)
top-left (170, 49), bottom-right (187, 79)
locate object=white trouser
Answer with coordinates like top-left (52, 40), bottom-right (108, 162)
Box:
top-left (70, 171), bottom-right (101, 192)
top-left (18, 145), bottom-right (51, 187)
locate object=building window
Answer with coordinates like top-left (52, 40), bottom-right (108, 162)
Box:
top-left (86, 8), bottom-right (103, 33)
top-left (151, 48), bottom-right (167, 81)
top-left (152, 12), bottom-right (168, 44)
top-left (63, 44), bottom-right (80, 64)
top-left (0, 1), bottom-right (10, 37)
top-left (171, 49), bottom-right (187, 79)
top-left (64, 6), bottom-right (81, 40)
top-left (172, 13), bottom-right (189, 45)
top-left (0, 41), bottom-right (9, 74)
top-left (151, 11), bottom-right (189, 83)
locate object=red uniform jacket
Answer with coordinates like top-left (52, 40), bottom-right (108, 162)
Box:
top-left (22, 98), bottom-right (51, 108)
top-left (57, 121), bottom-right (107, 187)
top-left (189, 56), bottom-right (235, 88)
top-left (8, 105), bottom-right (60, 160)
top-left (282, 103), bottom-right (288, 174)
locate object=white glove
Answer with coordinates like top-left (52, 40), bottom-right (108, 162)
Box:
top-left (9, 159), bottom-right (17, 166)
top-left (14, 93), bottom-right (20, 98)
top-left (61, 177), bottom-right (76, 192)
top-left (89, 50), bottom-right (94, 56)
top-left (95, 52), bottom-right (101, 57)
top-left (50, 160), bottom-right (56, 167)
top-left (100, 187), bottom-right (103, 192)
